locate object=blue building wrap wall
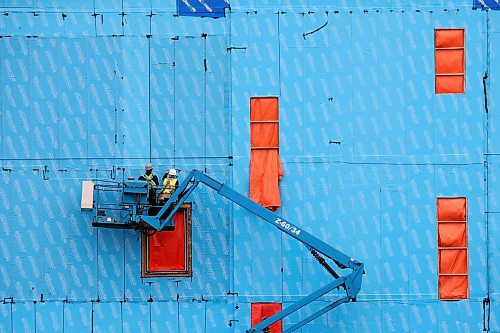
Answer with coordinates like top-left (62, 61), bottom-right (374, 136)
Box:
top-left (0, 0), bottom-right (498, 332)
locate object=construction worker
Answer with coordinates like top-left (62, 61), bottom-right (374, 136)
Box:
top-left (138, 163), bottom-right (159, 215)
top-left (159, 168), bottom-right (179, 204)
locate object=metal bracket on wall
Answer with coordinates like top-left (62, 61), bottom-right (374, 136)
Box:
top-left (2, 297), bottom-right (13, 304)
top-left (43, 165), bottom-right (49, 180)
top-left (483, 297), bottom-right (491, 331)
top-left (227, 46), bottom-right (247, 51)
top-left (192, 295), bottom-right (208, 303)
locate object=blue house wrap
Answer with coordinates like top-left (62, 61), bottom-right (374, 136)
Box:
top-left (0, 0), bottom-right (498, 332)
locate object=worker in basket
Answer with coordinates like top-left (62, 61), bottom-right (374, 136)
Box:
top-left (159, 168), bottom-right (179, 205)
top-left (138, 163), bottom-right (159, 215)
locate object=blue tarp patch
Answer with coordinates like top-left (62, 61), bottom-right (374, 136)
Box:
top-left (473, 0), bottom-right (500, 10)
top-left (177, 0), bottom-right (229, 18)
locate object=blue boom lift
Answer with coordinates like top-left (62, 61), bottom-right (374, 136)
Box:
top-left (89, 170), bottom-right (364, 333)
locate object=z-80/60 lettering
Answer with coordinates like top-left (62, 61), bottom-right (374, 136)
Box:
top-left (274, 218), bottom-right (301, 236)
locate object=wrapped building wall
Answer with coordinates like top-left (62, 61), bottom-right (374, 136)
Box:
top-left (0, 0), bottom-right (498, 332)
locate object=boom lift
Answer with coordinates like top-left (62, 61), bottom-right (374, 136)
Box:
top-left (88, 170), bottom-right (364, 333)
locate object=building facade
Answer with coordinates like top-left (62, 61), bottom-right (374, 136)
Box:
top-left (0, 0), bottom-right (498, 332)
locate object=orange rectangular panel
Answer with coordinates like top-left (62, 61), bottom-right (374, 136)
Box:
top-left (249, 97), bottom-right (283, 211)
top-left (435, 29), bottom-right (464, 48)
top-left (249, 149), bottom-right (284, 211)
top-left (437, 197), bottom-right (468, 300)
top-left (251, 123), bottom-right (279, 147)
top-left (435, 75), bottom-right (464, 94)
top-left (439, 276), bottom-right (468, 300)
top-left (437, 197), bottom-right (466, 221)
top-left (250, 97), bottom-right (279, 121)
top-left (439, 249), bottom-right (468, 274)
top-left (251, 303), bottom-right (282, 333)
top-left (438, 223), bottom-right (467, 247)
top-left (148, 211), bottom-right (186, 271)
top-left (435, 49), bottom-right (464, 74)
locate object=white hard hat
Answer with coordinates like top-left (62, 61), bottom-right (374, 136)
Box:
top-left (145, 163), bottom-right (153, 171)
top-left (168, 168), bottom-right (177, 176)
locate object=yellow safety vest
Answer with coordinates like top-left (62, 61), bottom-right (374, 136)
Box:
top-left (143, 173), bottom-right (157, 187)
top-left (162, 178), bottom-right (177, 194)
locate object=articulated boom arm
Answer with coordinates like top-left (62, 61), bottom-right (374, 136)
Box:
top-left (142, 170), bottom-right (363, 333)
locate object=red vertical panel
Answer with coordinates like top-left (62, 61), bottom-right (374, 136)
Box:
top-left (249, 150), bottom-right (284, 211)
top-left (148, 211), bottom-right (186, 271)
top-left (250, 97), bottom-right (279, 121)
top-left (437, 197), bottom-right (466, 221)
top-left (435, 29), bottom-right (465, 48)
top-left (251, 303), bottom-right (282, 333)
top-left (435, 29), bottom-right (465, 94)
top-left (251, 123), bottom-right (279, 147)
top-left (438, 223), bottom-right (467, 247)
top-left (435, 49), bottom-right (464, 74)
top-left (249, 97), bottom-right (283, 211)
top-left (437, 197), bottom-right (468, 300)
top-left (435, 76), bottom-right (465, 94)
top-left (439, 249), bottom-right (468, 274)
top-left (439, 276), bottom-right (468, 300)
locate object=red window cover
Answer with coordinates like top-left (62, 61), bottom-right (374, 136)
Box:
top-left (439, 249), bottom-right (468, 274)
top-left (435, 29), bottom-right (465, 94)
top-left (251, 303), bottom-right (282, 333)
top-left (249, 97), bottom-right (284, 211)
top-left (435, 50), bottom-right (464, 74)
top-left (148, 211), bottom-right (186, 271)
top-left (435, 29), bottom-right (465, 48)
top-left (437, 197), bottom-right (468, 300)
top-left (438, 276), bottom-right (468, 300)
top-left (438, 223), bottom-right (467, 247)
top-left (437, 197), bottom-right (466, 221)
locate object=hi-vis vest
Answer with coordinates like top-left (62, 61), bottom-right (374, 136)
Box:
top-left (143, 173), bottom-right (157, 187)
top-left (162, 178), bottom-right (177, 194)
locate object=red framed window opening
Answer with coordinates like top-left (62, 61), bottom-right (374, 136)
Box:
top-left (141, 203), bottom-right (192, 277)
top-left (437, 197), bottom-right (468, 300)
top-left (249, 97), bottom-right (284, 211)
top-left (251, 302), bottom-right (282, 333)
top-left (435, 28), bottom-right (465, 94)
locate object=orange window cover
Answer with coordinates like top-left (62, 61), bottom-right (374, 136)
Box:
top-left (435, 29), bottom-right (464, 48)
top-left (435, 76), bottom-right (465, 94)
top-left (251, 303), bottom-right (282, 333)
top-left (437, 197), bottom-right (468, 300)
top-left (438, 223), bottom-right (466, 247)
top-left (439, 249), bottom-right (468, 274)
top-left (435, 29), bottom-right (465, 94)
top-left (435, 50), bottom-right (464, 74)
top-left (437, 197), bottom-right (466, 221)
top-left (439, 276), bottom-right (468, 300)
top-left (148, 211), bottom-right (186, 271)
top-left (249, 97), bottom-right (284, 211)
